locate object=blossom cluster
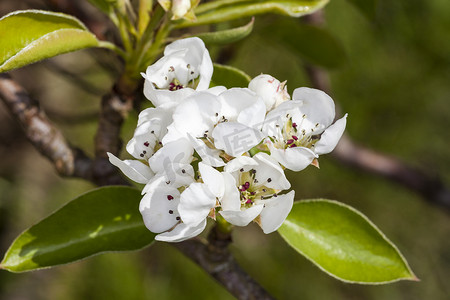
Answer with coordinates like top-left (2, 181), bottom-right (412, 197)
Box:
top-left (108, 37), bottom-right (347, 242)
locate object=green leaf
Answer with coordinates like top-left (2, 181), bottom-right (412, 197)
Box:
top-left (211, 63), bottom-right (252, 88)
top-left (1, 186), bottom-right (154, 273)
top-left (267, 19), bottom-right (347, 69)
top-left (195, 18), bottom-right (254, 45)
top-left (278, 199), bottom-right (417, 284)
top-left (176, 0), bottom-right (329, 28)
top-left (0, 10), bottom-right (100, 73)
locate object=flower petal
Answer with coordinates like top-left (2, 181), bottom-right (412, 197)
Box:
top-left (139, 186), bottom-right (181, 233)
top-left (314, 114), bottom-right (348, 155)
top-left (220, 204), bottom-right (264, 226)
top-left (253, 152), bottom-right (290, 190)
top-left (224, 156), bottom-right (257, 173)
top-left (178, 183), bottom-right (216, 227)
top-left (155, 219), bottom-right (207, 242)
top-left (199, 162), bottom-right (225, 198)
top-left (220, 172), bottom-right (240, 211)
top-left (248, 74), bottom-right (290, 111)
top-left (212, 122), bottom-right (264, 157)
top-left (107, 153), bottom-right (154, 184)
top-left (259, 191), bottom-right (295, 234)
top-left (292, 87), bottom-right (335, 128)
top-left (149, 138), bottom-right (193, 173)
top-left (267, 140), bottom-right (317, 172)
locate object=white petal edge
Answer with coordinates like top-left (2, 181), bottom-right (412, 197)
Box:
top-left (220, 204), bottom-right (264, 226)
top-left (178, 183), bottom-right (216, 227)
top-left (155, 219), bottom-right (207, 242)
top-left (314, 114), bottom-right (348, 155)
top-left (259, 191), bottom-right (295, 234)
top-left (107, 153), bottom-right (154, 184)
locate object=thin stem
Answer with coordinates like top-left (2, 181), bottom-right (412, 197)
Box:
top-left (98, 41), bottom-right (127, 59)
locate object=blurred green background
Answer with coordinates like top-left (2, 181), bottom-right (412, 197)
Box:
top-left (0, 0), bottom-right (449, 299)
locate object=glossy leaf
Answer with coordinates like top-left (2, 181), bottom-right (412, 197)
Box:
top-left (1, 186), bottom-right (154, 273)
top-left (266, 19), bottom-right (347, 69)
top-left (211, 63), bottom-right (251, 88)
top-left (0, 10), bottom-right (100, 73)
top-left (278, 199), bottom-right (417, 283)
top-left (176, 0), bottom-right (329, 28)
top-left (195, 18), bottom-right (254, 45)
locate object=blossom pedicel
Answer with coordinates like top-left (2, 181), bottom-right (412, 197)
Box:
top-left (108, 37), bottom-right (347, 242)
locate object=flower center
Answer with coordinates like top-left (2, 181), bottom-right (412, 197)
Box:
top-left (238, 169), bottom-right (277, 208)
top-left (277, 114), bottom-right (321, 150)
top-left (162, 64), bottom-right (199, 90)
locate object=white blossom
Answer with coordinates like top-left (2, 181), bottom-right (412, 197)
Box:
top-left (248, 74), bottom-right (290, 111)
top-left (219, 153), bottom-right (294, 233)
top-left (143, 37), bottom-right (213, 107)
top-left (263, 87), bottom-right (347, 171)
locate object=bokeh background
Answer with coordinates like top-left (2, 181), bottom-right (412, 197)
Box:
top-left (0, 0), bottom-right (449, 299)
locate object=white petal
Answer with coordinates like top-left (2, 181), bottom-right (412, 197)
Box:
top-left (268, 141), bottom-right (317, 172)
top-left (107, 153), bottom-right (153, 184)
top-left (314, 114), bottom-right (348, 155)
top-left (172, 0), bottom-right (191, 19)
top-left (237, 96), bottom-right (266, 129)
top-left (149, 138), bottom-right (193, 173)
top-left (188, 134), bottom-right (225, 167)
top-left (143, 81), bottom-right (195, 107)
top-left (253, 152), bottom-right (290, 190)
top-left (169, 92), bottom-right (221, 138)
top-left (220, 172), bottom-right (240, 211)
top-left (292, 87), bottom-right (335, 128)
top-left (139, 186), bottom-right (180, 233)
top-left (178, 183), bottom-right (216, 227)
top-left (224, 156), bottom-right (257, 173)
top-left (155, 219), bottom-right (207, 242)
top-left (248, 74), bottom-right (290, 111)
top-left (219, 204), bottom-right (264, 226)
top-left (259, 191), bottom-right (295, 234)
top-left (199, 162), bottom-right (225, 198)
top-left (212, 122), bottom-right (264, 157)
top-left (218, 88), bottom-right (265, 126)
top-left (206, 86), bottom-right (227, 95)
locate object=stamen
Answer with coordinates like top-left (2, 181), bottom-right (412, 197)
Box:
top-left (286, 139), bottom-right (294, 144)
top-left (292, 123), bottom-right (297, 128)
top-left (292, 135), bottom-right (298, 140)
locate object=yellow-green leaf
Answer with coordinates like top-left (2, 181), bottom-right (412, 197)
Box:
top-left (278, 199), bottom-right (417, 283)
top-left (195, 18), bottom-right (254, 45)
top-left (0, 10), bottom-right (100, 73)
top-left (1, 186), bottom-right (154, 273)
top-left (176, 0), bottom-right (329, 28)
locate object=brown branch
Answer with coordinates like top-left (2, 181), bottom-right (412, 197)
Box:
top-left (175, 225), bottom-right (274, 300)
top-left (303, 11), bottom-right (450, 211)
top-left (0, 73), bottom-right (128, 186)
top-left (0, 73), bottom-right (91, 178)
